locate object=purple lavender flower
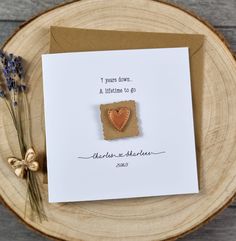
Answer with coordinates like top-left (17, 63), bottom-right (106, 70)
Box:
top-left (0, 89), bottom-right (4, 98)
top-left (0, 50), bottom-right (27, 105)
top-left (6, 77), bottom-right (14, 91)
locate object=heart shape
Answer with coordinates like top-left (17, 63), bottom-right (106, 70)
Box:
top-left (108, 107), bottom-right (130, 131)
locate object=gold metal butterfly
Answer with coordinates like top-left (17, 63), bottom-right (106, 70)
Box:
top-left (8, 147), bottom-right (39, 178)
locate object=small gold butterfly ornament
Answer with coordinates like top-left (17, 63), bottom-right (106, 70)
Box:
top-left (8, 148), bottom-right (39, 178)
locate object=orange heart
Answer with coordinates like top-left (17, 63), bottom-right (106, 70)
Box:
top-left (108, 107), bottom-right (130, 131)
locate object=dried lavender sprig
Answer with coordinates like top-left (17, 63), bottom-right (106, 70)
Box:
top-left (0, 50), bottom-right (28, 156)
top-left (0, 89), bottom-right (4, 98)
top-left (0, 50), bottom-right (46, 222)
top-left (0, 50), bottom-right (27, 106)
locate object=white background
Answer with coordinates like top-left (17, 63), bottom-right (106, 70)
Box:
top-left (42, 48), bottom-right (199, 203)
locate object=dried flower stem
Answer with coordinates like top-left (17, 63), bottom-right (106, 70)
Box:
top-left (26, 170), bottom-right (47, 222)
top-left (13, 105), bottom-right (26, 157)
top-left (22, 92), bottom-right (46, 221)
top-left (22, 91), bottom-right (32, 148)
top-left (4, 98), bottom-right (25, 158)
top-left (0, 51), bottom-right (46, 221)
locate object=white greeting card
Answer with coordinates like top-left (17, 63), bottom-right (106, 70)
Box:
top-left (42, 47), bottom-right (199, 203)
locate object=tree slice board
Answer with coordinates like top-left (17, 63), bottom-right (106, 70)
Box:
top-left (0, 0), bottom-right (236, 240)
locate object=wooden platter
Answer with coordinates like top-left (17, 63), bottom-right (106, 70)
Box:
top-left (1, 0), bottom-right (236, 240)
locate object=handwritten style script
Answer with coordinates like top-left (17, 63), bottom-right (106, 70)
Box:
top-left (78, 150), bottom-right (166, 160)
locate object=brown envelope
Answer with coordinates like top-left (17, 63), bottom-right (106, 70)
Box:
top-left (49, 26), bottom-right (204, 170)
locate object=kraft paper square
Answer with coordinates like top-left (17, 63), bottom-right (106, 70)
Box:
top-left (100, 100), bottom-right (139, 140)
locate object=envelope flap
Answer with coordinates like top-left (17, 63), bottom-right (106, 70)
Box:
top-left (50, 26), bottom-right (204, 56)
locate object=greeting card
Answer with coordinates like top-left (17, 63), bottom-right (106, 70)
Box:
top-left (42, 47), bottom-right (199, 203)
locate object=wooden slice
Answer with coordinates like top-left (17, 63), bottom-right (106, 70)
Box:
top-left (0, 0), bottom-right (236, 240)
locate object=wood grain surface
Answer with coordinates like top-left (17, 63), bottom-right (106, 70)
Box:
top-left (0, 0), bottom-right (236, 241)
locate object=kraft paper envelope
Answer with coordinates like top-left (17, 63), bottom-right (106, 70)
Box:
top-left (49, 26), bottom-right (204, 180)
